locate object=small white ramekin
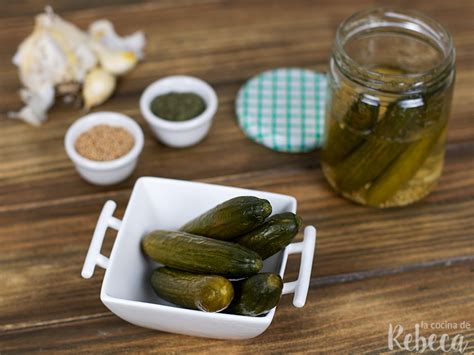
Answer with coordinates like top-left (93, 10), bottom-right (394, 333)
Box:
top-left (65, 112), bottom-right (144, 186)
top-left (140, 76), bottom-right (218, 148)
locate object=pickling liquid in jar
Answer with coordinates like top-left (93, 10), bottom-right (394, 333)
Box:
top-left (321, 8), bottom-right (455, 208)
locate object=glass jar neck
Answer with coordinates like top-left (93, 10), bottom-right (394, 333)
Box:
top-left (333, 8), bottom-right (455, 94)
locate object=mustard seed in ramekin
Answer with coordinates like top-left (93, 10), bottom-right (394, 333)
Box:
top-left (75, 124), bottom-right (135, 161)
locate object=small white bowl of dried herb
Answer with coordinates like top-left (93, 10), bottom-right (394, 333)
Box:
top-left (140, 75), bottom-right (218, 148)
top-left (65, 112), bottom-right (144, 186)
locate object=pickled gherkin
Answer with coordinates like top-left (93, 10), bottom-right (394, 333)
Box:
top-left (333, 96), bottom-right (426, 192)
top-left (366, 124), bottom-right (446, 206)
top-left (322, 86), bottom-right (451, 207)
top-left (322, 94), bottom-right (379, 164)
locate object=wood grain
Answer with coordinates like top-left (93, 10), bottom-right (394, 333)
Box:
top-left (0, 0), bottom-right (473, 352)
top-left (1, 263), bottom-right (473, 353)
top-left (0, 158), bottom-right (473, 329)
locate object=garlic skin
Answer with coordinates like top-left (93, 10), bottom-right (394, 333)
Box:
top-left (7, 85), bottom-right (54, 126)
top-left (82, 68), bottom-right (116, 110)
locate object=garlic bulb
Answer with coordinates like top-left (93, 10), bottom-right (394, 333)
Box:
top-left (13, 7), bottom-right (97, 90)
top-left (83, 68), bottom-right (116, 110)
top-left (9, 7), bottom-right (146, 126)
top-left (10, 7), bottom-right (97, 125)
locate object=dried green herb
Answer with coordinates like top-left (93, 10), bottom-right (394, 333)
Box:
top-left (151, 92), bottom-right (206, 121)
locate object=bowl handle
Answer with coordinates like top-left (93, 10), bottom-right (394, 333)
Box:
top-left (81, 200), bottom-right (122, 279)
top-left (281, 226), bottom-right (317, 308)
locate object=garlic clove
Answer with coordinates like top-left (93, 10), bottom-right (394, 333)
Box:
top-left (89, 19), bottom-right (145, 59)
top-left (94, 45), bottom-right (138, 76)
top-left (82, 67), bottom-right (116, 110)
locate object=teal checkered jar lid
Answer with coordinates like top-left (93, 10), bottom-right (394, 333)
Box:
top-left (236, 68), bottom-right (327, 153)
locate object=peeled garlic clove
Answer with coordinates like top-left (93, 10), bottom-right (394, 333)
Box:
top-left (95, 45), bottom-right (137, 76)
top-left (82, 68), bottom-right (116, 110)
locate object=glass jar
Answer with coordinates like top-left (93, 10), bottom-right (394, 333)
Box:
top-left (321, 8), bottom-right (455, 208)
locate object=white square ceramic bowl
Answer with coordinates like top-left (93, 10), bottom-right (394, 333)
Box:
top-left (82, 177), bottom-right (316, 339)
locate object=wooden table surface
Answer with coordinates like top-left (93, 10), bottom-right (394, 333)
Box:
top-left (1, 0), bottom-right (473, 353)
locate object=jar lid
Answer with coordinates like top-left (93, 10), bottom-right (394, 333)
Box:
top-left (236, 68), bottom-right (327, 153)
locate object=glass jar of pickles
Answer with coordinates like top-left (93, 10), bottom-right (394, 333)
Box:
top-left (321, 8), bottom-right (455, 208)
